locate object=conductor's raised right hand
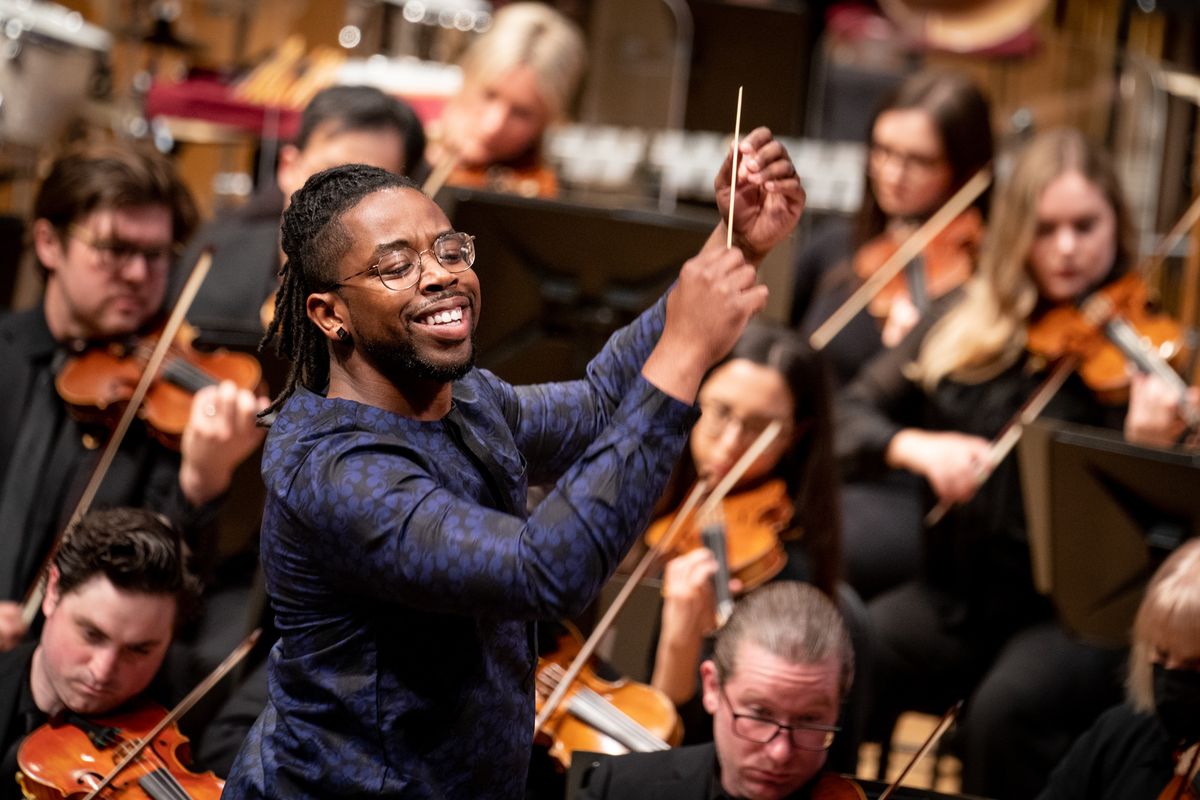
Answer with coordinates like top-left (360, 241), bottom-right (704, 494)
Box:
top-left (643, 246), bottom-right (767, 403)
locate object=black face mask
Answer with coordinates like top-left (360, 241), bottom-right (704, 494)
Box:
top-left (1153, 663), bottom-right (1200, 745)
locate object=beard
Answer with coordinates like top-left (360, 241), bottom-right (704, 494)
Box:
top-left (359, 327), bottom-right (477, 384)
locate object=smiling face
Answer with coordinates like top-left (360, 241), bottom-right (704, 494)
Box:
top-left (1028, 170), bottom-right (1118, 303)
top-left (316, 187), bottom-right (481, 394)
top-left (32, 572), bottom-right (175, 716)
top-left (701, 643), bottom-right (841, 800)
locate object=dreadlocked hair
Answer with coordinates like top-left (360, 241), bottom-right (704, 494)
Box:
top-left (259, 164), bottom-right (421, 417)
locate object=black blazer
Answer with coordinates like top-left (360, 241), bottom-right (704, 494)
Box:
top-left (575, 743), bottom-right (720, 800)
top-left (0, 642), bottom-right (36, 778)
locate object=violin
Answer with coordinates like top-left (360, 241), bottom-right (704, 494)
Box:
top-left (926, 272), bottom-right (1197, 526)
top-left (1160, 743), bottom-right (1200, 800)
top-left (55, 320), bottom-right (263, 451)
top-left (444, 162), bottom-right (558, 198)
top-left (644, 478), bottom-right (792, 594)
top-left (811, 169), bottom-right (992, 352)
top-left (16, 700), bottom-right (222, 800)
top-left (1026, 272), bottom-right (1190, 405)
top-left (811, 773), bottom-right (868, 799)
top-left (854, 207), bottom-right (984, 335)
top-left (535, 627), bottom-right (682, 769)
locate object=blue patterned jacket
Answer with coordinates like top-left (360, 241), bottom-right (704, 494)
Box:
top-left (224, 296), bottom-right (696, 798)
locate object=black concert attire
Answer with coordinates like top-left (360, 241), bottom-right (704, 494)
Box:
top-left (578, 742), bottom-right (821, 800)
top-left (789, 220), bottom-right (923, 600)
top-left (836, 309), bottom-right (1126, 800)
top-left (174, 187), bottom-right (284, 353)
top-left (0, 306), bottom-right (215, 605)
top-left (0, 643), bottom-right (42, 798)
top-left (1036, 703), bottom-right (1187, 800)
top-left (166, 188), bottom-right (286, 765)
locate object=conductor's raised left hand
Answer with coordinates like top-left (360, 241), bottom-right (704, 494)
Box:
top-left (715, 126), bottom-right (805, 263)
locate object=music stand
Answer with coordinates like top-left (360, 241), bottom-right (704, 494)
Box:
top-left (1019, 419), bottom-right (1200, 647)
top-left (436, 186), bottom-right (713, 384)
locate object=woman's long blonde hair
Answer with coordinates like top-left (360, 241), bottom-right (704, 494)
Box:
top-left (458, 3), bottom-right (586, 124)
top-left (910, 128), bottom-right (1136, 389)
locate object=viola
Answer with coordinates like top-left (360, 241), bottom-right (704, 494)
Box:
top-left (643, 478), bottom-right (792, 593)
top-left (535, 627), bottom-right (682, 769)
top-left (1026, 272), bottom-right (1194, 411)
top-left (16, 700), bottom-right (222, 800)
top-left (55, 320), bottom-right (263, 451)
top-left (854, 207), bottom-right (984, 334)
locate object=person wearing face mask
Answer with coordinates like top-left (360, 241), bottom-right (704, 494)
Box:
top-left (837, 128), bottom-right (1196, 799)
top-left (1036, 537), bottom-right (1200, 799)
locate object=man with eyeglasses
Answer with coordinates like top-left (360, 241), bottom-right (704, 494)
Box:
top-left (580, 582), bottom-right (854, 800)
top-left (224, 125), bottom-right (805, 800)
top-left (0, 142), bottom-right (265, 650)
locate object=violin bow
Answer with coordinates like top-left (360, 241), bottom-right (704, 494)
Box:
top-left (533, 421), bottom-right (783, 736)
top-left (926, 194), bottom-right (1200, 526)
top-left (925, 355), bottom-right (1078, 527)
top-left (535, 87), bottom-right (758, 736)
top-left (422, 149), bottom-right (460, 198)
top-left (80, 628), bottom-right (261, 800)
top-left (808, 168), bottom-right (992, 352)
top-left (877, 700), bottom-right (963, 800)
top-left (20, 250), bottom-right (214, 628)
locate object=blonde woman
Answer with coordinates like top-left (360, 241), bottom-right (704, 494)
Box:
top-left (836, 128), bottom-right (1194, 799)
top-left (427, 2), bottom-right (585, 196)
top-left (1037, 538), bottom-right (1200, 799)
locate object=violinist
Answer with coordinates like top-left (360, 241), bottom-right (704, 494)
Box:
top-left (837, 128), bottom-right (1193, 799)
top-left (0, 507), bottom-right (200, 798)
top-left (645, 323), bottom-right (866, 770)
top-left (1037, 537), bottom-right (1200, 800)
top-left (0, 142), bottom-right (264, 649)
top-left (580, 581), bottom-right (856, 800)
top-left (223, 127), bottom-right (803, 799)
top-left (424, 2), bottom-right (585, 197)
top-left (790, 69), bottom-right (993, 601)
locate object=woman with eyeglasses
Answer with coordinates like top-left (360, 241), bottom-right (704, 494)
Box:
top-left (838, 127), bottom-right (1195, 799)
top-left (642, 321), bottom-right (868, 773)
top-left (791, 69), bottom-right (995, 603)
top-left (1036, 537), bottom-right (1200, 800)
